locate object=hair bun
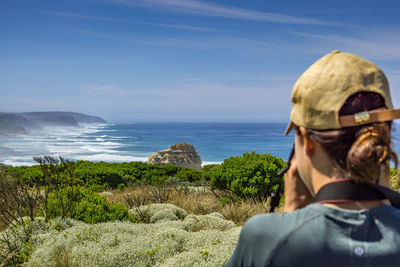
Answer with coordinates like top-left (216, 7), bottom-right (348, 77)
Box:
top-left (347, 123), bottom-right (396, 183)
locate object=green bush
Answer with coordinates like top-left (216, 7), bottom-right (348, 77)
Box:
top-left (202, 164), bottom-right (220, 181)
top-left (46, 187), bottom-right (132, 224)
top-left (5, 165), bottom-right (44, 184)
top-left (175, 169), bottom-right (203, 184)
top-left (6, 161), bottom-right (204, 189)
top-left (74, 161), bottom-right (204, 187)
top-left (205, 152), bottom-right (285, 200)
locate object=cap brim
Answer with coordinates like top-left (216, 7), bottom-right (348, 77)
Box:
top-left (284, 122), bottom-right (294, 136)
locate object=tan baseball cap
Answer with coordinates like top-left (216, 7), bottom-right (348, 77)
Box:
top-left (285, 50), bottom-right (400, 135)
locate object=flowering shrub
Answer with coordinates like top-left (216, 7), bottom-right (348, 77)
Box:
top-left (129, 203), bottom-right (188, 223)
top-left (391, 168), bottom-right (400, 192)
top-left (0, 205), bottom-right (241, 266)
top-left (183, 213), bottom-right (235, 232)
top-left (129, 203), bottom-right (235, 232)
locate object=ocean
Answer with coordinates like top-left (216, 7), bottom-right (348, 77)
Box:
top-left (0, 122), bottom-right (399, 166)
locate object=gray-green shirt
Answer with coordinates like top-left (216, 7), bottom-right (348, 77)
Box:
top-left (226, 204), bottom-right (400, 267)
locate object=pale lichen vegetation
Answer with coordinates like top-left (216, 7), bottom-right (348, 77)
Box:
top-left (22, 204), bottom-right (241, 267)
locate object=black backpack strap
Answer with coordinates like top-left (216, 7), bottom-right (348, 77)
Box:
top-left (313, 180), bottom-right (400, 209)
top-left (374, 185), bottom-right (400, 209)
top-left (313, 180), bottom-right (386, 203)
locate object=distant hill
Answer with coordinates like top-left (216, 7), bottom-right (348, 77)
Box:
top-left (0, 113), bottom-right (42, 135)
top-left (0, 112), bottom-right (107, 136)
top-left (22, 112), bottom-right (106, 124)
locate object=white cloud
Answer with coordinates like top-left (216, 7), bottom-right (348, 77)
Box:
top-left (112, 0), bottom-right (338, 26)
top-left (45, 11), bottom-right (121, 21)
top-left (83, 83), bottom-right (140, 96)
top-left (132, 20), bottom-right (229, 32)
top-left (294, 29), bottom-right (400, 60)
top-left (136, 35), bottom-right (276, 51)
top-left (46, 11), bottom-right (226, 32)
top-left (73, 29), bottom-right (284, 52)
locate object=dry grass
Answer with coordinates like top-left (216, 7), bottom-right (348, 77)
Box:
top-left (102, 184), bottom-right (280, 225)
top-left (103, 185), bottom-right (220, 214)
top-left (104, 186), bottom-right (155, 208)
top-left (168, 190), bottom-right (220, 215)
top-left (188, 223), bottom-right (231, 233)
top-left (220, 200), bottom-right (269, 225)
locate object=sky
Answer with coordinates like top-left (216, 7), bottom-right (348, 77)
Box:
top-left (1, 0), bottom-right (400, 123)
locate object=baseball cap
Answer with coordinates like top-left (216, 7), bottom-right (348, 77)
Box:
top-left (285, 51), bottom-right (400, 135)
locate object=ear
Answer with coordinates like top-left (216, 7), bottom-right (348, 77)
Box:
top-left (299, 127), bottom-right (315, 157)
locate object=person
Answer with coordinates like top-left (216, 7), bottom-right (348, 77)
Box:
top-left (226, 51), bottom-right (400, 267)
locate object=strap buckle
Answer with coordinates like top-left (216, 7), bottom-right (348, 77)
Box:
top-left (354, 111), bottom-right (371, 125)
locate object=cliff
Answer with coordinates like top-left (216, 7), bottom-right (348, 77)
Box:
top-left (22, 113), bottom-right (78, 127)
top-left (147, 143), bottom-right (202, 170)
top-left (0, 111), bottom-right (107, 136)
top-left (22, 112), bottom-right (106, 124)
top-left (0, 113), bottom-right (41, 136)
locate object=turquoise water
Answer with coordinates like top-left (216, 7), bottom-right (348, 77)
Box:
top-left (0, 122), bottom-right (398, 166)
top-left (0, 123), bottom-right (293, 166)
top-left (102, 122), bottom-right (294, 164)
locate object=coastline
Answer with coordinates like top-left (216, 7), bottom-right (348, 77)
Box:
top-left (0, 122), bottom-right (293, 166)
top-left (1, 122), bottom-right (399, 167)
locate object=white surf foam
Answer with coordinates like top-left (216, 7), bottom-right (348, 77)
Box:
top-left (202, 161), bottom-right (222, 166)
top-left (75, 154), bottom-right (147, 162)
top-left (80, 145), bottom-right (118, 153)
top-left (3, 157), bottom-right (38, 166)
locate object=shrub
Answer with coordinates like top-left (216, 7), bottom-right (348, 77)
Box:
top-left (74, 161), bottom-right (126, 189)
top-left (205, 152), bottom-right (285, 201)
top-left (0, 170), bottom-right (44, 266)
top-left (175, 169), bottom-right (203, 184)
top-left (391, 168), bottom-right (400, 192)
top-left (5, 165), bottom-right (44, 185)
top-left (202, 164), bottom-right (219, 181)
top-left (24, 210), bottom-right (240, 267)
top-left (129, 203), bottom-right (188, 224)
top-left (46, 187), bottom-right (132, 224)
top-left (7, 161), bottom-right (205, 190)
top-left (183, 213), bottom-right (235, 232)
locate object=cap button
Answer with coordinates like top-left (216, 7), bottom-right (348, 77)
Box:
top-left (331, 50), bottom-right (341, 54)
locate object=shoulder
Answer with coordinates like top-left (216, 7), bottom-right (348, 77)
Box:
top-left (226, 205), bottom-right (323, 267)
top-left (242, 205), bottom-right (323, 243)
top-left (370, 205), bottom-right (400, 226)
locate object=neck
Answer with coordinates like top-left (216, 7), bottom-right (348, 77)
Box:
top-left (309, 167), bottom-right (338, 196)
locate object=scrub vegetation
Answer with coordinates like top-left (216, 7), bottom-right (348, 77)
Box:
top-left (0, 154), bottom-right (398, 266)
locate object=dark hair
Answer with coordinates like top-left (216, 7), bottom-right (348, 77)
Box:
top-left (306, 92), bottom-right (398, 183)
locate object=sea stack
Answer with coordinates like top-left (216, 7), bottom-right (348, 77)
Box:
top-left (147, 143), bottom-right (202, 170)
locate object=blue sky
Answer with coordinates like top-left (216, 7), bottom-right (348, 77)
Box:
top-left (1, 0), bottom-right (400, 123)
